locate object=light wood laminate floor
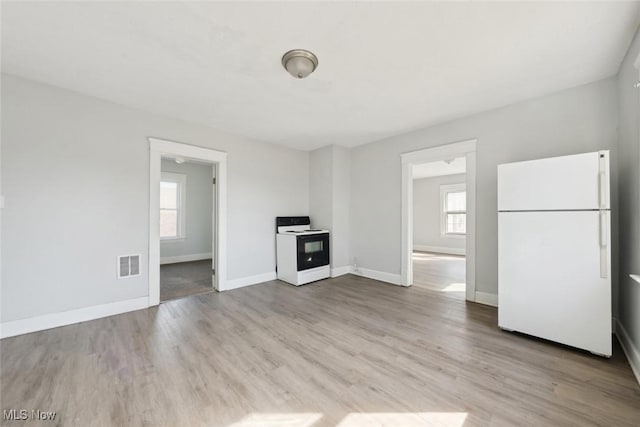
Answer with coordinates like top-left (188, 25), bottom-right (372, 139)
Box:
top-left (2, 275), bottom-right (639, 426)
top-left (413, 251), bottom-right (466, 300)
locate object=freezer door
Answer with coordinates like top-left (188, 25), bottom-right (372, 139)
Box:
top-left (498, 211), bottom-right (611, 356)
top-left (498, 151), bottom-right (609, 211)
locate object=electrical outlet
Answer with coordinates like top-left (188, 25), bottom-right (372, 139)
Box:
top-left (353, 257), bottom-right (360, 274)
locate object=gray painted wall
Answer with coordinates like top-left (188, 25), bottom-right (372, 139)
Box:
top-left (616, 27), bottom-right (640, 364)
top-left (331, 146), bottom-right (351, 269)
top-left (1, 74), bottom-right (309, 322)
top-left (309, 146), bottom-right (333, 233)
top-left (160, 159), bottom-right (213, 260)
top-left (413, 174), bottom-right (466, 252)
top-left (309, 145), bottom-right (351, 270)
top-left (350, 77), bottom-right (619, 296)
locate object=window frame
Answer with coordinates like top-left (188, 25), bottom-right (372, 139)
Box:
top-left (160, 172), bottom-right (187, 241)
top-left (440, 183), bottom-right (467, 236)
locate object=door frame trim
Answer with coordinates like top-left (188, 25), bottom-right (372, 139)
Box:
top-left (400, 139), bottom-right (477, 301)
top-left (148, 137), bottom-right (227, 306)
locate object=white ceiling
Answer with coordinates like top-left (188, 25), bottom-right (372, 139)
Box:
top-left (413, 157), bottom-right (466, 180)
top-left (3, 2), bottom-right (639, 151)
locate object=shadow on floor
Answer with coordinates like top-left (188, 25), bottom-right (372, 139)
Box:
top-left (160, 259), bottom-right (213, 302)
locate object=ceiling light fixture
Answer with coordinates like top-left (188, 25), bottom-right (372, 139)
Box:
top-left (281, 49), bottom-right (318, 79)
top-left (175, 157), bottom-right (185, 164)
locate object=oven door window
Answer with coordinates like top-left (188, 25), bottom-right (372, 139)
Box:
top-left (297, 234), bottom-right (330, 271)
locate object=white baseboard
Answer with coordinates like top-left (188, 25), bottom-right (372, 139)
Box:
top-left (353, 267), bottom-right (403, 286)
top-left (160, 252), bottom-right (212, 265)
top-left (615, 318), bottom-right (640, 386)
top-left (223, 271), bottom-right (277, 291)
top-left (0, 297), bottom-right (149, 339)
top-left (413, 245), bottom-right (466, 256)
top-left (331, 265), bottom-right (353, 277)
top-left (474, 291), bottom-right (498, 307)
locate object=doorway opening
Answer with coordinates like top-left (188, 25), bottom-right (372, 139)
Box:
top-left (149, 138), bottom-right (227, 306)
top-left (411, 157), bottom-right (466, 300)
top-left (159, 158), bottom-right (214, 302)
top-left (401, 139), bottom-right (477, 302)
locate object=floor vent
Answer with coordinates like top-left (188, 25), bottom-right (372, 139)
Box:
top-left (118, 255), bottom-right (141, 279)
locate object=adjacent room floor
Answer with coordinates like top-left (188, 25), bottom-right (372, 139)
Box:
top-left (160, 259), bottom-right (213, 301)
top-left (413, 251), bottom-right (466, 300)
top-left (2, 275), bottom-right (639, 426)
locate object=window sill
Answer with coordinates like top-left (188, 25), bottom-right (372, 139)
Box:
top-left (161, 237), bottom-right (186, 243)
top-left (441, 233), bottom-right (467, 238)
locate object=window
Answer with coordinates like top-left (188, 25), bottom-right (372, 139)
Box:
top-left (160, 172), bottom-right (186, 240)
top-left (441, 183), bottom-right (466, 235)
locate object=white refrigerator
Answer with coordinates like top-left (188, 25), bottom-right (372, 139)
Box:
top-left (498, 150), bottom-right (611, 357)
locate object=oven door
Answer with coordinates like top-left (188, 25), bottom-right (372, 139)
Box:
top-left (296, 234), bottom-right (330, 271)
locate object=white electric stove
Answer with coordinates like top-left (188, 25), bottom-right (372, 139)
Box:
top-left (276, 216), bottom-right (330, 286)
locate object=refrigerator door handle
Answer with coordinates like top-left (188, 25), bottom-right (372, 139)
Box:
top-left (598, 151), bottom-right (608, 209)
top-left (599, 212), bottom-right (607, 247)
top-left (598, 171), bottom-right (607, 209)
top-left (599, 211), bottom-right (608, 279)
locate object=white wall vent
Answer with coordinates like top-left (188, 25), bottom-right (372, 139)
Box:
top-left (118, 254), bottom-right (141, 279)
